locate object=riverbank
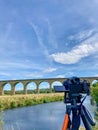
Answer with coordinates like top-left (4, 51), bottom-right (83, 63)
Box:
top-left (0, 93), bottom-right (64, 111)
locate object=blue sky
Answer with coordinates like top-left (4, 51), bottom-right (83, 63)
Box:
top-left (0, 0), bottom-right (98, 80)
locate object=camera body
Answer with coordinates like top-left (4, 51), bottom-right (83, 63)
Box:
top-left (54, 77), bottom-right (90, 103)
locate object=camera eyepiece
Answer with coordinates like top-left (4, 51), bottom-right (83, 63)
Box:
top-left (69, 77), bottom-right (80, 84)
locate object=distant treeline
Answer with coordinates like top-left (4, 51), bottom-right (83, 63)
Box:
top-left (4, 88), bottom-right (55, 95)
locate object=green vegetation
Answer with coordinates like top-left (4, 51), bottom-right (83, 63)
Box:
top-left (0, 111), bottom-right (3, 130)
top-left (4, 88), bottom-right (54, 95)
top-left (91, 82), bottom-right (98, 104)
top-left (0, 93), bottom-right (63, 111)
top-left (79, 126), bottom-right (98, 130)
top-left (91, 82), bottom-right (98, 130)
top-left (93, 125), bottom-right (98, 130)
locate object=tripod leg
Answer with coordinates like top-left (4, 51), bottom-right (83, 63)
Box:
top-left (71, 111), bottom-right (80, 130)
top-left (81, 107), bottom-right (92, 130)
top-left (82, 105), bottom-right (95, 126)
top-left (62, 114), bottom-right (71, 130)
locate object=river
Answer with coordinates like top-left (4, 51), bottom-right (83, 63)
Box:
top-left (2, 96), bottom-right (95, 130)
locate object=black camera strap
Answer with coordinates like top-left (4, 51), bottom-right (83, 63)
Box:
top-left (80, 94), bottom-right (87, 106)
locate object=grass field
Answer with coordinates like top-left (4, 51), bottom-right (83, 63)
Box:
top-left (0, 93), bottom-right (64, 111)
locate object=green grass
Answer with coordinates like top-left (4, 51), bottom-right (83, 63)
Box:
top-left (0, 93), bottom-right (63, 111)
top-left (91, 83), bottom-right (98, 104)
top-left (91, 84), bottom-right (98, 130)
top-left (79, 126), bottom-right (98, 130)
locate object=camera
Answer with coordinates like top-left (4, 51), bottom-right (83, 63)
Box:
top-left (54, 77), bottom-right (90, 103)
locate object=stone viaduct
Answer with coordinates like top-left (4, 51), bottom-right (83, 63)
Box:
top-left (0, 77), bottom-right (98, 95)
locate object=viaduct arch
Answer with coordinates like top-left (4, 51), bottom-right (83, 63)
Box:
top-left (0, 77), bottom-right (98, 95)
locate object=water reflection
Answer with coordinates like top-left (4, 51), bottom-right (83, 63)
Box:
top-left (3, 102), bottom-right (66, 130)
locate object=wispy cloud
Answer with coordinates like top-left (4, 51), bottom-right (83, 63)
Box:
top-left (0, 72), bottom-right (11, 77)
top-left (0, 22), bottom-right (13, 43)
top-left (0, 22), bottom-right (13, 55)
top-left (43, 67), bottom-right (57, 73)
top-left (50, 32), bottom-right (98, 64)
top-left (0, 61), bottom-right (30, 70)
top-left (94, 74), bottom-right (98, 77)
top-left (68, 29), bottom-right (95, 41)
top-left (24, 67), bottom-right (57, 79)
top-left (0, 60), bottom-right (44, 71)
top-left (45, 18), bottom-right (58, 49)
top-left (56, 75), bottom-right (65, 78)
top-left (28, 21), bottom-right (49, 58)
top-left (23, 72), bottom-right (44, 79)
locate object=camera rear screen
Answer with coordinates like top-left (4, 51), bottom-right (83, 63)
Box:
top-left (54, 86), bottom-right (69, 92)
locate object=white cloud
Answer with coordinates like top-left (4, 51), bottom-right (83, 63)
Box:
top-left (94, 74), bottom-right (98, 77)
top-left (43, 67), bottom-right (57, 73)
top-left (0, 60), bottom-right (44, 71)
top-left (0, 61), bottom-right (30, 69)
top-left (56, 75), bottom-right (65, 78)
top-left (45, 18), bottom-right (58, 49)
top-left (0, 72), bottom-right (11, 77)
top-left (28, 21), bottom-right (49, 58)
top-left (68, 29), bottom-right (95, 41)
top-left (24, 72), bottom-right (43, 79)
top-left (0, 22), bottom-right (13, 43)
top-left (50, 33), bottom-right (98, 64)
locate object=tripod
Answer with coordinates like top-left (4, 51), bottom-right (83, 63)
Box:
top-left (62, 94), bottom-right (96, 130)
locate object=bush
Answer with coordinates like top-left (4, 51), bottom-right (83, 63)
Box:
top-left (11, 101), bottom-right (17, 108)
top-left (18, 102), bottom-right (25, 107)
top-left (91, 85), bottom-right (98, 104)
